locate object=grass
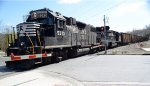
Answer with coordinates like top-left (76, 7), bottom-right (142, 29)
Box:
top-left (0, 50), bottom-right (5, 56)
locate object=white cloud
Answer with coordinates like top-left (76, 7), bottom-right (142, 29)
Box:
top-left (107, 0), bottom-right (150, 32)
top-left (114, 0), bottom-right (147, 16)
top-left (57, 0), bottom-right (81, 4)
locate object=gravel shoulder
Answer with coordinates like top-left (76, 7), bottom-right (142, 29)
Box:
top-left (98, 40), bottom-right (150, 55)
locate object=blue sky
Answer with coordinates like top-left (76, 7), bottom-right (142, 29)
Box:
top-left (0, 0), bottom-right (150, 32)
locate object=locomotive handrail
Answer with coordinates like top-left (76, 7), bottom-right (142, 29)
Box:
top-left (37, 31), bottom-right (42, 53)
top-left (26, 33), bottom-right (35, 54)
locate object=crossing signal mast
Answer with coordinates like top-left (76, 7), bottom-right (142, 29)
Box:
top-left (104, 15), bottom-right (107, 54)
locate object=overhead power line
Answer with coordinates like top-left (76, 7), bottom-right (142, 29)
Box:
top-left (79, 0), bottom-right (128, 22)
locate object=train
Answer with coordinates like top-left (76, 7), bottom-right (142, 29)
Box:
top-left (5, 8), bottom-right (147, 69)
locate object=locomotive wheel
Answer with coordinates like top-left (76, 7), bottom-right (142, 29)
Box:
top-left (108, 42), bottom-right (112, 48)
top-left (52, 57), bottom-right (61, 63)
top-left (96, 48), bottom-right (100, 52)
top-left (51, 52), bottom-right (62, 63)
top-left (62, 50), bottom-right (68, 60)
top-left (67, 49), bottom-right (77, 58)
top-left (89, 48), bottom-right (94, 54)
top-left (98, 47), bottom-right (102, 52)
top-left (42, 56), bottom-right (51, 65)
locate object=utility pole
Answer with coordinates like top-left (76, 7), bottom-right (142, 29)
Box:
top-left (104, 15), bottom-right (107, 54)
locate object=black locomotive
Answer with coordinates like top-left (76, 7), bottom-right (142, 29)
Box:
top-left (6, 8), bottom-right (103, 63)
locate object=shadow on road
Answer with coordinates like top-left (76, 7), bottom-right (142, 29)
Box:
top-left (0, 65), bottom-right (17, 72)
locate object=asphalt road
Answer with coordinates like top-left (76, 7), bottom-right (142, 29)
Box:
top-left (0, 56), bottom-right (17, 79)
top-left (1, 55), bottom-right (150, 86)
top-left (38, 55), bottom-right (150, 83)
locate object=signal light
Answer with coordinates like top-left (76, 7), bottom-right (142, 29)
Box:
top-left (101, 27), bottom-right (104, 31)
top-left (100, 26), bottom-right (110, 31)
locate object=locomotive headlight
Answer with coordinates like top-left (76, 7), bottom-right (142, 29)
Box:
top-left (20, 42), bottom-right (25, 47)
top-left (8, 43), bottom-right (11, 47)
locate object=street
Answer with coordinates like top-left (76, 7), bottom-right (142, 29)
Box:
top-left (1, 55), bottom-right (150, 86)
top-left (38, 55), bottom-right (150, 82)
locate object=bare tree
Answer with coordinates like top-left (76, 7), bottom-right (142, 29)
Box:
top-left (130, 24), bottom-right (150, 40)
top-left (0, 23), bottom-right (12, 52)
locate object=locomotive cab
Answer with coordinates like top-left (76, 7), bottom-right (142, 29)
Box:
top-left (27, 8), bottom-right (67, 46)
top-left (6, 8), bottom-right (68, 56)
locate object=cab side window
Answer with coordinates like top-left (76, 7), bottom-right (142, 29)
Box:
top-left (57, 20), bottom-right (64, 28)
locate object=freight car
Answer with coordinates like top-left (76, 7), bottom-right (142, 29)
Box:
top-left (120, 33), bottom-right (132, 45)
top-left (120, 33), bottom-right (147, 45)
top-left (6, 8), bottom-right (104, 69)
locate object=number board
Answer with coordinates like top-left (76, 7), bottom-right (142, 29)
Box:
top-left (31, 11), bottom-right (47, 19)
top-left (57, 31), bottom-right (65, 36)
